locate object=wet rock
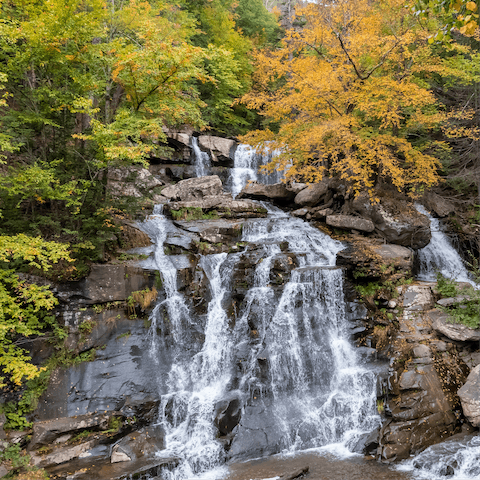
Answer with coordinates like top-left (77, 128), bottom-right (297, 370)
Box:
top-left (238, 182), bottom-right (295, 205)
top-left (107, 166), bottom-right (163, 198)
top-left (422, 193), bottom-right (455, 218)
top-left (215, 396), bottom-right (242, 436)
top-left (228, 404), bottom-right (283, 461)
top-left (174, 219), bottom-right (244, 245)
top-left (111, 425), bottom-right (165, 463)
top-left (161, 175), bottom-right (224, 201)
top-left (118, 222), bottom-right (152, 250)
top-left (326, 215), bottom-right (375, 233)
top-left (427, 309), bottom-right (480, 342)
top-left (293, 181), bottom-right (329, 207)
top-left (458, 365), bottom-right (480, 427)
top-left (352, 427), bottom-right (380, 456)
top-left (436, 296), bottom-right (468, 307)
top-left (29, 412), bottom-right (113, 450)
top-left (34, 317), bottom-right (161, 421)
top-left (352, 192), bottom-right (431, 249)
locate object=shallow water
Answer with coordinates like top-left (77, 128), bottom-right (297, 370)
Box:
top-left (225, 451), bottom-right (412, 480)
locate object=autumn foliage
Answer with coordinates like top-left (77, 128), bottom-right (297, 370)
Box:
top-left (241, 0), bottom-right (477, 196)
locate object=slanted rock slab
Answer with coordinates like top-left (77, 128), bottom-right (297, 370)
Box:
top-left (293, 181), bottom-right (329, 207)
top-left (427, 309), bottom-right (480, 342)
top-left (458, 365), bottom-right (480, 427)
top-left (29, 413), bottom-right (113, 450)
top-left (326, 214), bottom-right (375, 233)
top-left (161, 175), bottom-right (224, 201)
top-left (238, 182), bottom-right (295, 204)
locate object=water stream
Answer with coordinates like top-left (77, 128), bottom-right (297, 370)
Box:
top-left (415, 204), bottom-right (472, 284)
top-left (229, 144), bottom-right (284, 198)
top-left (141, 205), bottom-right (380, 480)
top-left (192, 136), bottom-right (211, 177)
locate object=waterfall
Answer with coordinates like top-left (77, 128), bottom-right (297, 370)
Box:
top-left (230, 144), bottom-right (284, 198)
top-left (192, 137), bottom-right (211, 177)
top-left (415, 204), bottom-right (472, 283)
top-left (397, 435), bottom-right (480, 480)
top-left (143, 206), bottom-right (380, 479)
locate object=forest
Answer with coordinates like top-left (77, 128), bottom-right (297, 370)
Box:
top-left (0, 0), bottom-right (479, 430)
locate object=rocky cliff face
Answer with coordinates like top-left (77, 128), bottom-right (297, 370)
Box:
top-left (2, 135), bottom-right (479, 480)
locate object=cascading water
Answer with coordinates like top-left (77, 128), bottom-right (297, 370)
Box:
top-left (416, 204), bottom-right (472, 283)
top-left (229, 144), bottom-right (284, 198)
top-left (142, 206), bottom-right (380, 479)
top-left (192, 136), bottom-right (211, 177)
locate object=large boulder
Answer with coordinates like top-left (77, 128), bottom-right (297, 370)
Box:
top-left (427, 309), bottom-right (480, 342)
top-left (198, 135), bottom-right (236, 161)
top-left (161, 175), bottom-right (224, 201)
top-left (111, 426), bottom-right (165, 463)
top-left (422, 192), bottom-right (455, 218)
top-left (336, 238), bottom-right (413, 279)
top-left (293, 180), bottom-right (329, 207)
top-left (352, 192), bottom-right (431, 249)
top-left (107, 166), bottom-right (163, 198)
top-left (29, 413), bottom-right (113, 450)
top-left (237, 182), bottom-right (295, 205)
top-left (458, 365), bottom-right (480, 427)
top-left (326, 214), bottom-right (375, 233)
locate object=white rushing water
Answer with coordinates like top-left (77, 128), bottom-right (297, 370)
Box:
top-left (416, 204), bottom-right (472, 283)
top-left (192, 136), bottom-right (211, 177)
top-left (142, 206), bottom-right (381, 480)
top-left (230, 144), bottom-right (284, 198)
top-left (397, 435), bottom-right (480, 480)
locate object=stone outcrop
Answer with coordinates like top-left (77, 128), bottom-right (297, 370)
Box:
top-left (107, 166), bottom-right (163, 198)
top-left (352, 192), bottom-right (431, 248)
top-left (337, 237), bottom-right (413, 280)
top-left (377, 284), bottom-right (468, 462)
top-left (238, 181), bottom-right (295, 204)
top-left (427, 309), bottom-right (480, 342)
top-left (29, 413), bottom-right (114, 450)
top-left (293, 180), bottom-right (329, 207)
top-left (422, 192), bottom-right (455, 218)
top-left (326, 214), bottom-right (375, 233)
top-left (161, 175), bottom-right (224, 201)
top-left (111, 426), bottom-right (165, 463)
top-left (198, 135), bottom-right (236, 164)
top-left (458, 365), bottom-right (480, 427)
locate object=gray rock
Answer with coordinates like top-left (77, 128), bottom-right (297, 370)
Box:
top-left (161, 175), bottom-right (224, 201)
top-left (31, 439), bottom-right (98, 468)
top-left (352, 192), bottom-right (431, 249)
top-left (76, 265), bottom-right (152, 305)
top-left (403, 285), bottom-right (434, 311)
top-left (198, 135), bottom-right (236, 159)
top-left (29, 413), bottom-right (113, 450)
top-left (326, 215), bottom-right (375, 233)
top-left (437, 296), bottom-right (468, 307)
top-left (427, 309), bottom-right (480, 342)
top-left (458, 365), bottom-right (480, 427)
top-left (163, 128), bottom-right (192, 148)
top-left (413, 345), bottom-right (432, 358)
top-left (293, 180), bottom-right (329, 207)
top-left (0, 414), bottom-right (6, 441)
top-left (422, 193), bottom-right (455, 218)
top-left (287, 183), bottom-right (307, 194)
top-left (107, 167), bottom-right (163, 198)
top-left (111, 426), bottom-right (165, 463)
top-left (238, 182), bottom-right (295, 204)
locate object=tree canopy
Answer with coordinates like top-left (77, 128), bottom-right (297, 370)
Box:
top-left (241, 0), bottom-right (479, 196)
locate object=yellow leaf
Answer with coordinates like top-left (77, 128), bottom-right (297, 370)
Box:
top-left (466, 1), bottom-right (478, 12)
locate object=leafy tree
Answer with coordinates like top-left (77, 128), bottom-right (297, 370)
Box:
top-left (235, 0), bottom-right (281, 44)
top-left (414, 0), bottom-right (479, 41)
top-left (0, 235), bottom-right (71, 387)
top-left (241, 0), bottom-right (477, 196)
